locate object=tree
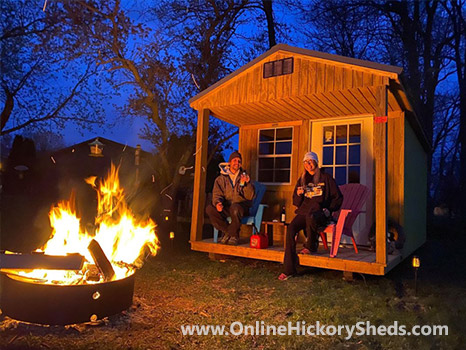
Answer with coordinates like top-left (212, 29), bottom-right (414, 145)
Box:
top-left (294, 0), bottom-right (383, 59)
top-left (295, 0), bottom-right (460, 214)
top-left (261, 0), bottom-right (277, 48)
top-left (57, 1), bottom-right (248, 231)
top-left (0, 0), bottom-right (107, 135)
top-left (441, 0), bottom-right (466, 222)
top-left (24, 129), bottom-right (65, 153)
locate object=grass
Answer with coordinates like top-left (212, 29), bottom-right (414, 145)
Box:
top-left (1, 233), bottom-right (465, 349)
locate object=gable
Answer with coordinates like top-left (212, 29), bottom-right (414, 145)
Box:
top-left (191, 50), bottom-right (397, 110)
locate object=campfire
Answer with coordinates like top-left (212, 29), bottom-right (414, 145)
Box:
top-left (0, 165), bottom-right (159, 325)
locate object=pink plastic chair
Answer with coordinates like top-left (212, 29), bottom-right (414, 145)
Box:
top-left (319, 183), bottom-right (371, 258)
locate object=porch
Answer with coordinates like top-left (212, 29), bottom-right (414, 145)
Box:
top-left (191, 238), bottom-right (402, 275)
top-left (188, 44), bottom-right (427, 276)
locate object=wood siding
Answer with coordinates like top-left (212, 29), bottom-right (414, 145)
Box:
top-left (387, 111), bottom-right (405, 225)
top-left (191, 51), bottom-right (402, 126)
top-left (238, 120), bottom-right (311, 224)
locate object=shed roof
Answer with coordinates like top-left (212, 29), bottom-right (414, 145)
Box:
top-left (190, 44), bottom-right (402, 106)
top-left (189, 44), bottom-right (429, 150)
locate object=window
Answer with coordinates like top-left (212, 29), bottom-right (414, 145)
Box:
top-left (263, 57), bottom-right (294, 78)
top-left (258, 127), bottom-right (293, 183)
top-left (321, 124), bottom-right (361, 186)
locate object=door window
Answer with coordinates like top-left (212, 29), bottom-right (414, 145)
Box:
top-left (321, 124), bottom-right (361, 186)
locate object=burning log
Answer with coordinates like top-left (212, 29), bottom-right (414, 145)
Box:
top-left (0, 251), bottom-right (85, 270)
top-left (87, 239), bottom-right (115, 281)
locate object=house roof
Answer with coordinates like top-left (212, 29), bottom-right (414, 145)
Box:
top-left (52, 137), bottom-right (150, 157)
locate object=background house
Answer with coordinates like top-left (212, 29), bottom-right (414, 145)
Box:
top-left (0, 137), bottom-right (154, 252)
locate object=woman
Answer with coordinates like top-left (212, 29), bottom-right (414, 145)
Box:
top-left (279, 151), bottom-right (343, 280)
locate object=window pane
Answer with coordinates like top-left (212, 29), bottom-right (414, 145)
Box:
top-left (258, 170), bottom-right (273, 182)
top-left (323, 146), bottom-right (333, 165)
top-left (321, 167), bottom-right (333, 176)
top-left (336, 125), bottom-right (347, 144)
top-left (283, 58), bottom-right (293, 74)
top-left (335, 167), bottom-right (347, 186)
top-left (273, 60), bottom-right (283, 76)
top-left (349, 124), bottom-right (361, 143)
top-left (274, 170), bottom-right (290, 183)
top-left (348, 166), bottom-right (360, 183)
top-left (258, 157), bottom-right (274, 169)
top-left (276, 127), bottom-right (292, 140)
top-left (335, 146), bottom-right (347, 165)
top-left (259, 129), bottom-right (274, 142)
top-left (275, 157), bottom-right (291, 169)
top-left (323, 126), bottom-right (334, 144)
top-left (263, 62), bottom-right (273, 78)
top-left (259, 143), bottom-right (274, 155)
top-left (349, 145), bottom-right (360, 164)
top-left (276, 141), bottom-right (292, 154)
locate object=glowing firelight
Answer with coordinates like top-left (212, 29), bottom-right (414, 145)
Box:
top-left (19, 164), bottom-right (159, 284)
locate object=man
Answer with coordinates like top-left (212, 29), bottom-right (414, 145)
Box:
top-left (206, 151), bottom-right (255, 245)
top-left (279, 151), bottom-right (343, 280)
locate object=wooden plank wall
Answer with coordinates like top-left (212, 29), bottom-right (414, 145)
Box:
top-left (387, 111), bottom-right (405, 226)
top-left (193, 52), bottom-right (395, 114)
top-left (238, 120), bottom-right (310, 241)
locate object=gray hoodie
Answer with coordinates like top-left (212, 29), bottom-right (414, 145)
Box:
top-left (212, 162), bottom-right (255, 207)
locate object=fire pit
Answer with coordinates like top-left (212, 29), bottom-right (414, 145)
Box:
top-left (1, 272), bottom-right (135, 325)
top-left (0, 165), bottom-right (159, 325)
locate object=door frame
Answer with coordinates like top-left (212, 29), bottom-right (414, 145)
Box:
top-left (310, 115), bottom-right (374, 245)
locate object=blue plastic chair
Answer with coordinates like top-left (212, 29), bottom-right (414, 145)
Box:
top-left (213, 182), bottom-right (267, 242)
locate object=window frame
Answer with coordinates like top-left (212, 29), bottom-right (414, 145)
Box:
top-left (320, 123), bottom-right (362, 186)
top-left (263, 57), bottom-right (294, 79)
top-left (256, 126), bottom-right (294, 185)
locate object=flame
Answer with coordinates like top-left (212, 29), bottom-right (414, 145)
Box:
top-left (20, 164), bottom-right (159, 284)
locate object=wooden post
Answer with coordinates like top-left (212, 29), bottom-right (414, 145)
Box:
top-left (374, 82), bottom-right (388, 265)
top-left (190, 109), bottom-right (210, 243)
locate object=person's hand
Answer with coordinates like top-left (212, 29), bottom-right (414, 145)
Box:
top-left (240, 173), bottom-right (250, 185)
top-left (216, 202), bottom-right (224, 212)
top-left (297, 186), bottom-right (304, 196)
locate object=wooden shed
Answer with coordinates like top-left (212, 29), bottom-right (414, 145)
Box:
top-left (188, 44), bottom-right (428, 275)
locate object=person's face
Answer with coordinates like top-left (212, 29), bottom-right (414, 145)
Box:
top-left (230, 157), bottom-right (242, 173)
top-left (304, 159), bottom-right (318, 174)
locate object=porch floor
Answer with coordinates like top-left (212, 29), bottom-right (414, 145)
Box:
top-left (191, 238), bottom-right (402, 275)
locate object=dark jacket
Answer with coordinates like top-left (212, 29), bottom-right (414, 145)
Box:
top-left (293, 170), bottom-right (343, 215)
top-left (212, 165), bottom-right (255, 207)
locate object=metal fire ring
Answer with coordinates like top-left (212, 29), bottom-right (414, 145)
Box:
top-left (0, 272), bottom-right (135, 325)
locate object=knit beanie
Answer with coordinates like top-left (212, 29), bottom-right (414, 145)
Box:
top-left (229, 151), bottom-right (242, 163)
top-left (303, 151), bottom-right (319, 164)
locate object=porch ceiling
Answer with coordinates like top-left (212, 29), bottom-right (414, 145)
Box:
top-left (207, 86), bottom-right (402, 127)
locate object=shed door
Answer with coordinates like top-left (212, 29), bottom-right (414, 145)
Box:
top-left (311, 117), bottom-right (373, 245)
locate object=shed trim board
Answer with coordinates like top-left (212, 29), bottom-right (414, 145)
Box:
top-left (189, 45), bottom-right (427, 276)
